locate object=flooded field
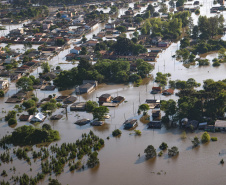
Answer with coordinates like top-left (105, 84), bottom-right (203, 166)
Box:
top-left (0, 0), bottom-right (226, 185)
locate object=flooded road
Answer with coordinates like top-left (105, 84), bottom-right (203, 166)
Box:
top-left (0, 1), bottom-right (226, 185)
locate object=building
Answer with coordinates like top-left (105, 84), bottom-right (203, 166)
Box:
top-left (30, 113), bottom-right (46, 122)
top-left (74, 119), bottom-right (90, 125)
top-left (19, 115), bottom-right (33, 121)
top-left (76, 80), bottom-right (97, 94)
top-left (123, 119), bottom-right (138, 129)
top-left (63, 96), bottom-right (77, 104)
top-left (112, 96), bottom-right (125, 103)
top-left (70, 102), bottom-right (86, 111)
top-left (148, 121), bottom-right (162, 129)
top-left (0, 80), bottom-right (9, 90)
top-left (162, 89), bottom-right (174, 95)
top-left (215, 120), bottom-right (226, 131)
top-left (151, 87), bottom-right (162, 94)
top-left (99, 94), bottom-right (111, 103)
top-left (70, 46), bottom-right (81, 54)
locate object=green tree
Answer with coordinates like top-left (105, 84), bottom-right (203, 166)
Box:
top-left (139, 104), bottom-right (149, 114)
top-left (16, 76), bottom-right (33, 91)
top-left (8, 118), bottom-right (17, 126)
top-left (5, 110), bottom-right (16, 121)
top-left (27, 107), bottom-right (37, 115)
top-left (41, 62), bottom-right (50, 73)
top-left (85, 101), bottom-right (98, 112)
top-left (87, 151), bottom-right (99, 168)
top-left (192, 136), bottom-right (200, 147)
top-left (144, 145), bottom-right (156, 159)
top-left (116, 25), bottom-right (127, 33)
top-left (22, 99), bottom-right (35, 109)
top-left (159, 142), bottom-right (168, 150)
top-left (0, 90), bottom-right (4, 97)
top-left (93, 106), bottom-right (109, 121)
top-left (201, 131), bottom-right (210, 143)
top-left (49, 179), bottom-right (61, 185)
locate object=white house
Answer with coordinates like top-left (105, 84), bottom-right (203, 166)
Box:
top-left (30, 113), bottom-right (46, 122)
top-left (0, 80), bottom-right (9, 90)
top-left (70, 46), bottom-right (81, 54)
top-left (73, 16), bottom-right (84, 24)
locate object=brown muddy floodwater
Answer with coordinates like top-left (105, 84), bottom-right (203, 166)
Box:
top-left (1, 0), bottom-right (226, 185)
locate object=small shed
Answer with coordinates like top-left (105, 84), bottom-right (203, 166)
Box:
top-left (99, 94), bottom-right (111, 103)
top-left (112, 96), bottom-right (125, 103)
top-left (198, 122), bottom-right (207, 130)
top-left (162, 89), bottom-right (174, 95)
top-left (91, 121), bottom-right (104, 126)
top-left (50, 114), bottom-right (63, 120)
top-left (70, 102), bottom-right (86, 111)
top-left (215, 120), bottom-right (226, 131)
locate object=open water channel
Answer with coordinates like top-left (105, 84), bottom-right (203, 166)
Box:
top-left (0, 1), bottom-right (226, 185)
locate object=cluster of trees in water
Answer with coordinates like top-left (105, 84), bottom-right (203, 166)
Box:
top-left (0, 124), bottom-right (60, 147)
top-left (0, 130), bottom-right (104, 185)
top-left (141, 11), bottom-right (191, 40)
top-left (161, 79), bottom-right (226, 126)
top-left (53, 58), bottom-right (153, 88)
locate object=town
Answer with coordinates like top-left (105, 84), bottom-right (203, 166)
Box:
top-left (0, 0), bottom-right (226, 184)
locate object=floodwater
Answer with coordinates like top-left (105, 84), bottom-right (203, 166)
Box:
top-left (0, 1), bottom-right (226, 185)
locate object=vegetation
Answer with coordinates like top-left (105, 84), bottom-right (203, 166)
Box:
top-left (169, 78), bottom-right (200, 89)
top-left (144, 145), bottom-right (156, 159)
top-left (211, 137), bottom-right (218, 141)
top-left (87, 151), bottom-right (99, 168)
top-left (54, 58), bottom-right (153, 88)
top-left (85, 101), bottom-right (98, 112)
top-left (139, 104), bottom-right (149, 115)
top-left (16, 76), bottom-right (33, 91)
top-left (0, 125), bottom-right (60, 146)
top-left (112, 129), bottom-right (122, 137)
top-left (159, 142), bottom-right (168, 150)
top-left (8, 118), bottom-right (17, 126)
top-left (134, 130), bottom-right (141, 136)
top-left (168, 146), bottom-right (179, 156)
top-left (191, 136), bottom-right (200, 147)
top-left (201, 132), bottom-right (211, 143)
top-left (92, 106), bottom-right (109, 121)
top-left (155, 72), bottom-right (171, 86)
top-left (0, 90), bottom-right (4, 97)
top-left (5, 110), bottom-right (16, 121)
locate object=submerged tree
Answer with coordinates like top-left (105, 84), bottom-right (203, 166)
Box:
top-left (144, 145), bottom-right (156, 159)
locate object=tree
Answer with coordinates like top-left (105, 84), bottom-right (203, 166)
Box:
top-left (42, 124), bottom-right (51, 131)
top-left (0, 90), bottom-right (4, 97)
top-left (85, 101), bottom-right (98, 112)
top-left (49, 179), bottom-right (61, 185)
top-left (139, 104), bottom-right (149, 114)
top-left (147, 4), bottom-right (155, 15)
top-left (16, 76), bottom-right (33, 91)
top-left (8, 118), bottom-right (17, 126)
top-left (144, 145), bottom-right (156, 159)
top-left (81, 35), bottom-right (87, 43)
top-left (112, 129), bottom-right (122, 137)
top-left (5, 110), bottom-right (16, 121)
top-left (93, 106), bottom-right (109, 121)
top-left (116, 25), bottom-right (127, 33)
top-left (192, 136), bottom-right (200, 147)
top-left (27, 107), bottom-right (37, 115)
top-left (201, 132), bottom-right (210, 143)
top-left (159, 142), bottom-right (168, 150)
top-left (168, 146), bottom-right (179, 156)
top-left (80, 47), bottom-right (87, 55)
top-left (87, 151), bottom-right (99, 168)
top-left (22, 99), bottom-right (35, 109)
top-left (56, 12), bottom-right (61, 18)
top-left (41, 62), bottom-right (50, 73)
top-left (180, 37), bottom-right (190, 49)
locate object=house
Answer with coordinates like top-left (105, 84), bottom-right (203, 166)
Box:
top-left (30, 113), bottom-right (46, 122)
top-left (0, 80), bottom-right (9, 90)
top-left (50, 114), bottom-right (63, 120)
top-left (10, 73), bottom-right (22, 81)
top-left (123, 119), bottom-right (138, 129)
top-left (91, 120), bottom-right (104, 126)
top-left (146, 99), bottom-right (160, 109)
top-left (105, 23), bottom-right (115, 29)
top-left (76, 83), bottom-right (95, 94)
top-left (70, 46), bottom-right (81, 54)
top-left (85, 40), bottom-right (99, 47)
top-left (148, 121), bottom-right (162, 129)
top-left (40, 85), bottom-right (56, 91)
top-left (63, 96), bottom-right (77, 104)
top-left (70, 102), bottom-right (86, 111)
top-left (56, 96), bottom-right (69, 102)
top-left (19, 115), bottom-right (33, 121)
top-left (198, 122), bottom-right (208, 130)
top-left (152, 110), bottom-right (161, 119)
top-left (99, 94), bottom-right (111, 103)
top-left (162, 89), bottom-right (174, 95)
top-left (112, 96), bottom-right (125, 103)
top-left (152, 36), bottom-right (162, 44)
top-left (215, 120), bottom-right (226, 131)
top-left (186, 120), bottom-right (199, 130)
top-left (193, 1), bottom-right (199, 5)
top-left (158, 40), bottom-right (171, 47)
top-left (151, 86), bottom-right (162, 94)
top-left (74, 119), bottom-right (90, 125)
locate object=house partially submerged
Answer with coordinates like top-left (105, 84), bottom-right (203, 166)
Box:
top-left (215, 120), bottom-right (226, 131)
top-left (162, 89), bottom-right (174, 95)
top-left (19, 115), bottom-right (33, 122)
top-left (0, 79), bottom-right (9, 90)
top-left (152, 110), bottom-right (161, 119)
top-left (50, 114), bottom-right (63, 120)
top-left (63, 96), bottom-right (77, 104)
top-left (30, 113), bottom-right (46, 122)
top-left (91, 120), bottom-right (104, 126)
top-left (148, 121), bottom-right (162, 129)
top-left (123, 119), bottom-right (138, 129)
top-left (70, 102), bottom-right (86, 111)
top-left (146, 99), bottom-right (160, 109)
top-left (112, 96), bottom-right (125, 103)
top-left (76, 80), bottom-right (98, 94)
top-left (74, 119), bottom-right (90, 125)
top-left (151, 87), bottom-right (162, 94)
top-left (99, 94), bottom-right (111, 104)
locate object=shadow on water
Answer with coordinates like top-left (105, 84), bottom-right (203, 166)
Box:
top-left (92, 123), bottom-right (110, 133)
